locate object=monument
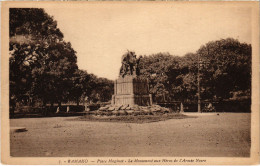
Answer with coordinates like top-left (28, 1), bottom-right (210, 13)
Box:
top-left (96, 51), bottom-right (170, 115)
top-left (111, 51), bottom-right (152, 106)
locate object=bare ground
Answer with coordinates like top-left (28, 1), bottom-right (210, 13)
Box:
top-left (10, 113), bottom-right (250, 157)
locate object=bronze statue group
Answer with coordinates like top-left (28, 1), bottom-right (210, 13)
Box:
top-left (119, 50), bottom-right (142, 78)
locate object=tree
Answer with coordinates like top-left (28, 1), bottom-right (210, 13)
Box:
top-left (88, 76), bottom-right (114, 103)
top-left (68, 70), bottom-right (114, 104)
top-left (9, 8), bottom-right (78, 108)
top-left (165, 53), bottom-right (198, 102)
top-left (69, 69), bottom-right (92, 105)
top-left (197, 38), bottom-right (251, 100)
top-left (138, 52), bottom-right (180, 102)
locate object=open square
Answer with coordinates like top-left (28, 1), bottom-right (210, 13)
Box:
top-left (10, 113), bottom-right (250, 157)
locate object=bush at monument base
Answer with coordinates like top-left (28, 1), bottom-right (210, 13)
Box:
top-left (93, 104), bottom-right (173, 116)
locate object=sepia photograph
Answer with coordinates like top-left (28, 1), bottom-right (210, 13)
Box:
top-left (1, 1), bottom-right (259, 165)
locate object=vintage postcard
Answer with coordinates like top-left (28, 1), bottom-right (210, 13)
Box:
top-left (1, 1), bottom-right (259, 165)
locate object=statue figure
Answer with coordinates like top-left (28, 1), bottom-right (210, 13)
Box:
top-left (136, 55), bottom-right (142, 75)
top-left (119, 51), bottom-right (142, 77)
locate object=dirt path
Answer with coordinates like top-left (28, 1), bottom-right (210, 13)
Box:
top-left (10, 113), bottom-right (250, 157)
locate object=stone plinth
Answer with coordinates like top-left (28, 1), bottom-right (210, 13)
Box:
top-left (111, 76), bottom-right (152, 106)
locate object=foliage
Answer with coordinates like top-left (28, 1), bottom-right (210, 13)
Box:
top-left (138, 39), bottom-right (251, 103)
top-left (197, 38), bottom-right (251, 100)
top-left (74, 72), bottom-right (114, 103)
top-left (87, 76), bottom-right (114, 103)
top-left (138, 53), bottom-right (178, 102)
top-left (10, 8), bottom-right (78, 106)
top-left (9, 8), bottom-right (113, 109)
top-left (165, 53), bottom-right (198, 102)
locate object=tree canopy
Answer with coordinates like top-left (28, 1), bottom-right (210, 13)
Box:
top-left (138, 38), bottom-right (251, 103)
top-left (197, 38), bottom-right (251, 100)
top-left (9, 8), bottom-right (113, 108)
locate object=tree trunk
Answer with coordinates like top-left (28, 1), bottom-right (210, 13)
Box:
top-left (77, 98), bottom-right (79, 106)
top-left (43, 99), bottom-right (47, 107)
top-left (58, 101), bottom-right (61, 107)
top-left (42, 99), bottom-right (47, 116)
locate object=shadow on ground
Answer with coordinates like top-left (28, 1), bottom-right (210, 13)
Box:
top-left (72, 113), bottom-right (197, 123)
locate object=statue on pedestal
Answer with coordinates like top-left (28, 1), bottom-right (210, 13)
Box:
top-left (95, 50), bottom-right (171, 116)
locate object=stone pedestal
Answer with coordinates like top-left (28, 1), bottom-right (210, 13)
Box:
top-left (111, 76), bottom-right (152, 106)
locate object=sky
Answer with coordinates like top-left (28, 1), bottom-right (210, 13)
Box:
top-left (44, 3), bottom-right (252, 80)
